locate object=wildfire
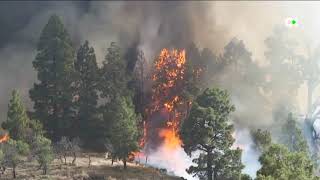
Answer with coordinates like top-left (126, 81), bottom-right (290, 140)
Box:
top-left (159, 128), bottom-right (182, 150)
top-left (0, 133), bottom-right (9, 143)
top-left (131, 48), bottom-right (201, 179)
top-left (142, 48), bottom-right (189, 152)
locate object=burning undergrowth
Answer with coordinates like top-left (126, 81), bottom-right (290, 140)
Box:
top-left (0, 133), bottom-right (9, 143)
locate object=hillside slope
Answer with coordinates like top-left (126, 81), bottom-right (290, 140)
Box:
top-left (0, 153), bottom-right (183, 180)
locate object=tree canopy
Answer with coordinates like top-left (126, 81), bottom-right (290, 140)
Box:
top-left (181, 88), bottom-right (244, 180)
top-left (29, 15), bottom-right (76, 141)
top-left (256, 144), bottom-right (317, 180)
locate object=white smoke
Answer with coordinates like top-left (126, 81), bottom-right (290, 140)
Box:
top-left (233, 128), bottom-right (261, 178)
top-left (136, 144), bottom-right (197, 180)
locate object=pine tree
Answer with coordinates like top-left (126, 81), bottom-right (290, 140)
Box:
top-left (74, 40), bottom-right (100, 144)
top-left (2, 90), bottom-right (29, 140)
top-left (99, 42), bottom-right (134, 149)
top-left (2, 139), bottom-right (30, 178)
top-left (251, 129), bottom-right (272, 152)
top-left (107, 96), bottom-right (140, 169)
top-left (99, 42), bottom-right (132, 101)
top-left (257, 144), bottom-right (316, 180)
top-left (180, 88), bottom-right (244, 180)
top-left (32, 136), bottom-right (54, 175)
top-left (281, 113), bottom-right (308, 153)
top-left (29, 15), bottom-right (76, 141)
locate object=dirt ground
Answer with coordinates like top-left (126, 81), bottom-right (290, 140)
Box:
top-left (0, 153), bottom-right (182, 180)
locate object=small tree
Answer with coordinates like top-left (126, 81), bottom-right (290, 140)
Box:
top-left (180, 88), bottom-right (244, 180)
top-left (103, 138), bottom-right (117, 165)
top-left (70, 137), bottom-right (81, 165)
top-left (257, 144), bottom-right (316, 180)
top-left (24, 119), bottom-right (45, 146)
top-left (281, 113), bottom-right (308, 153)
top-left (0, 149), bottom-right (4, 176)
top-left (107, 96), bottom-right (140, 169)
top-left (2, 89), bottom-right (29, 140)
top-left (55, 136), bottom-right (70, 165)
top-left (2, 139), bottom-right (29, 178)
top-left (33, 136), bottom-right (54, 174)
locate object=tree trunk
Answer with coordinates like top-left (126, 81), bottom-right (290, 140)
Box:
top-left (43, 165), bottom-right (47, 175)
top-left (213, 169), bottom-right (217, 180)
top-left (88, 155), bottom-right (91, 167)
top-left (72, 152), bottom-right (76, 165)
top-left (60, 156), bottom-right (64, 163)
top-left (64, 154), bottom-right (67, 165)
top-left (13, 166), bottom-right (16, 179)
top-left (207, 152), bottom-right (213, 180)
top-left (123, 159), bottom-right (127, 169)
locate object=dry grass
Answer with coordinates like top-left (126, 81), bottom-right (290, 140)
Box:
top-left (0, 153), bottom-right (182, 180)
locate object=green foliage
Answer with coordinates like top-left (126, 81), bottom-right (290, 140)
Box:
top-left (241, 174), bottom-right (253, 180)
top-left (2, 139), bottom-right (30, 178)
top-left (28, 119), bottom-right (45, 137)
top-left (100, 42), bottom-right (132, 101)
top-left (99, 42), bottom-right (138, 151)
top-left (180, 88), bottom-right (244, 180)
top-left (257, 144), bottom-right (317, 180)
top-left (32, 136), bottom-right (54, 174)
top-left (280, 113), bottom-right (308, 153)
top-left (2, 90), bottom-right (29, 140)
top-left (250, 129), bottom-right (272, 152)
top-left (29, 15), bottom-right (76, 141)
top-left (74, 40), bottom-right (101, 145)
top-left (107, 96), bottom-right (140, 169)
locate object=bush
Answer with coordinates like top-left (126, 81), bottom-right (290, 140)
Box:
top-left (2, 139), bottom-right (29, 178)
top-left (55, 136), bottom-right (81, 165)
top-left (33, 136), bottom-right (54, 174)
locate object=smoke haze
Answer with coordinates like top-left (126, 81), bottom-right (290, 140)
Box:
top-left (2, 1), bottom-right (320, 177)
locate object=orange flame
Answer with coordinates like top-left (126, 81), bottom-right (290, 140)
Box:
top-left (148, 49), bottom-right (187, 150)
top-left (159, 128), bottom-right (182, 150)
top-left (0, 134), bottom-right (9, 143)
top-left (133, 48), bottom-right (193, 161)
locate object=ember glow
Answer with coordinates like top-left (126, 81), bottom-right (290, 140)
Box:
top-left (0, 133), bottom-right (9, 143)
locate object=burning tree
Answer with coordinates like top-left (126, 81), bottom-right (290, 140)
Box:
top-left (2, 90), bottom-right (29, 141)
top-left (142, 48), bottom-right (197, 153)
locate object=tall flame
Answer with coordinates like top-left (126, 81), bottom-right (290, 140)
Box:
top-left (133, 48), bottom-right (198, 180)
top-left (145, 48), bottom-right (188, 150)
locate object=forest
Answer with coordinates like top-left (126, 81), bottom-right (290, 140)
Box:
top-left (1, 2), bottom-right (320, 180)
